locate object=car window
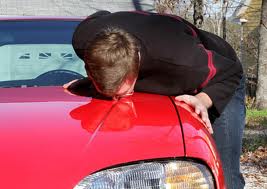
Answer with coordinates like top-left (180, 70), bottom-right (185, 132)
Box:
top-left (0, 20), bottom-right (86, 88)
top-left (0, 44), bottom-right (86, 81)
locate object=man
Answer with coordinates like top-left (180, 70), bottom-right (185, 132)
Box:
top-left (65, 10), bottom-right (245, 188)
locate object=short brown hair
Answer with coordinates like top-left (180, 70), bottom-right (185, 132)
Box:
top-left (84, 27), bottom-right (140, 97)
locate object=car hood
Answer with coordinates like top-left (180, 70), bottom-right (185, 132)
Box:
top-left (0, 87), bottom-right (184, 189)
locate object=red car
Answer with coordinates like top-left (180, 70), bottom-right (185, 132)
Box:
top-left (0, 17), bottom-right (225, 189)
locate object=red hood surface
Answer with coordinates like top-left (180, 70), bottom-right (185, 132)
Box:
top-left (0, 87), bottom-right (184, 189)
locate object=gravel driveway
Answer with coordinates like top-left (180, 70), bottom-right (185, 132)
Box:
top-left (242, 163), bottom-right (267, 188)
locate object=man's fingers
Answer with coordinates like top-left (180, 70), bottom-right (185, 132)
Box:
top-left (63, 79), bottom-right (79, 89)
top-left (63, 79), bottom-right (80, 96)
top-left (202, 113), bottom-right (213, 134)
top-left (205, 119), bottom-right (213, 134)
top-left (176, 95), bottom-right (203, 115)
top-left (176, 95), bottom-right (213, 134)
top-left (195, 105), bottom-right (201, 114)
top-left (63, 88), bottom-right (76, 96)
top-left (176, 95), bottom-right (195, 106)
top-left (198, 107), bottom-right (213, 134)
top-left (175, 95), bottom-right (187, 102)
top-left (200, 109), bottom-right (208, 121)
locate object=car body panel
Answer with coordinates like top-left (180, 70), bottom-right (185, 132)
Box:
top-left (0, 17), bottom-right (225, 189)
top-left (0, 87), bottom-right (184, 189)
top-left (173, 98), bottom-right (226, 189)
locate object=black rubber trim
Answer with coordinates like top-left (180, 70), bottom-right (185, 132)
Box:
top-left (168, 96), bottom-right (186, 156)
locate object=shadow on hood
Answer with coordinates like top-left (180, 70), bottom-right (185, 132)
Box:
top-left (69, 98), bottom-right (137, 133)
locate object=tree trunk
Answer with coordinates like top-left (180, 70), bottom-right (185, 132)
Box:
top-left (193, 0), bottom-right (203, 28)
top-left (155, 0), bottom-right (176, 14)
top-left (256, 0), bottom-right (267, 109)
top-left (222, 0), bottom-right (228, 39)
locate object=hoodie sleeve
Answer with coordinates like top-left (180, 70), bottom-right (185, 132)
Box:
top-left (195, 30), bottom-right (243, 116)
top-left (201, 51), bottom-right (243, 116)
top-left (156, 25), bottom-right (243, 116)
top-left (175, 19), bottom-right (243, 116)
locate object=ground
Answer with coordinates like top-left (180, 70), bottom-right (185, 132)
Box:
top-left (241, 108), bottom-right (267, 189)
top-left (241, 146), bottom-right (267, 188)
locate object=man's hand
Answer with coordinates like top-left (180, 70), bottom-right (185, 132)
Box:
top-left (175, 92), bottom-right (213, 134)
top-left (63, 79), bottom-right (79, 89)
top-left (62, 79), bottom-right (80, 96)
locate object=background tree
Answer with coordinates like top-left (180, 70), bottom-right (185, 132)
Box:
top-left (193, 0), bottom-right (204, 28)
top-left (221, 0), bottom-right (229, 39)
top-left (256, 0), bottom-right (267, 109)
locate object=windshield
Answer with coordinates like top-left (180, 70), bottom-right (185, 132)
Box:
top-left (0, 20), bottom-right (86, 88)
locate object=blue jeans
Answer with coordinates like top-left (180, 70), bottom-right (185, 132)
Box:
top-left (212, 76), bottom-right (246, 189)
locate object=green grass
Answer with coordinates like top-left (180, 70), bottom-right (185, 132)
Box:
top-left (243, 108), bottom-right (267, 152)
top-left (246, 108), bottom-right (267, 128)
top-left (247, 109), bottom-right (267, 119)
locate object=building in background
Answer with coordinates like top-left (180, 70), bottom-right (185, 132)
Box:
top-left (0, 0), bottom-right (155, 16)
top-left (232, 0), bottom-right (262, 97)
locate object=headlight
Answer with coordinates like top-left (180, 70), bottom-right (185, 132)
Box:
top-left (74, 160), bottom-right (215, 189)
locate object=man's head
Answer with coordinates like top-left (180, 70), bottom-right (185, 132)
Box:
top-left (84, 27), bottom-right (140, 98)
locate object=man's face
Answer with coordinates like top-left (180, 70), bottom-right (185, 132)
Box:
top-left (114, 76), bottom-right (136, 98)
top-left (87, 51), bottom-right (141, 99)
top-left (89, 72), bottom-right (137, 100)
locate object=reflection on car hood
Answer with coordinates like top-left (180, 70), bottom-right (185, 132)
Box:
top-left (0, 86), bottom-right (184, 189)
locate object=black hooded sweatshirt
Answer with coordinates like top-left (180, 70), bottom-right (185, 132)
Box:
top-left (71, 10), bottom-right (243, 118)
